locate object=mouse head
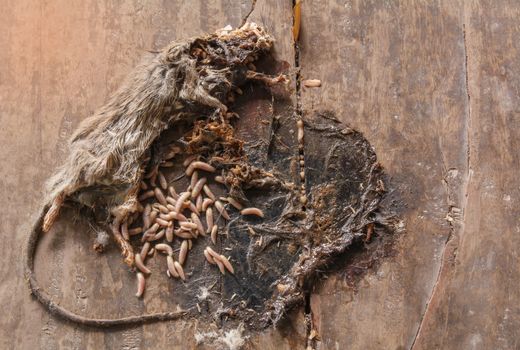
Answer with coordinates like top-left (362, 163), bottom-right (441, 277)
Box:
top-left (160, 23), bottom-right (274, 110)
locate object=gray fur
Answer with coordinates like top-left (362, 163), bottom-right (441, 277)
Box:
top-left (43, 24), bottom-right (273, 229)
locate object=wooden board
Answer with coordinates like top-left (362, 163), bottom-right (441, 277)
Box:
top-left (1, 0), bottom-right (519, 349)
top-left (299, 1), bottom-right (519, 349)
top-left (412, 2), bottom-right (520, 348)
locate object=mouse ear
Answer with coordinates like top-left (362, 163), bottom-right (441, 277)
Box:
top-left (162, 41), bottom-right (190, 64)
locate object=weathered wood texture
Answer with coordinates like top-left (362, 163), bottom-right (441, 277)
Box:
top-left (1, 0), bottom-right (519, 349)
top-left (300, 1), bottom-right (519, 349)
top-left (413, 2), bottom-right (520, 349)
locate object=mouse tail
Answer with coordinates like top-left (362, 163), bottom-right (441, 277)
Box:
top-left (24, 204), bottom-right (187, 328)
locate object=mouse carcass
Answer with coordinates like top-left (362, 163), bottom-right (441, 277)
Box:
top-left (40, 23), bottom-right (286, 266)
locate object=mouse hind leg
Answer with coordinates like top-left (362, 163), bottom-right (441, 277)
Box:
top-left (109, 183), bottom-right (142, 267)
top-left (43, 191), bottom-right (67, 232)
top-left (110, 217), bottom-right (135, 267)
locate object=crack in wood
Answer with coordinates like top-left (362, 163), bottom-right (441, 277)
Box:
top-left (409, 18), bottom-right (473, 350)
top-left (461, 21), bottom-right (473, 225)
top-left (241, 0), bottom-right (257, 27)
top-left (290, 1), bottom-right (317, 348)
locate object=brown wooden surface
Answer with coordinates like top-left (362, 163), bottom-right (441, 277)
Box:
top-left (0, 0), bottom-right (519, 349)
top-left (300, 1), bottom-right (519, 349)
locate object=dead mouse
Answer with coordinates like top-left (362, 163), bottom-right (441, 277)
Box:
top-left (25, 23), bottom-right (286, 328)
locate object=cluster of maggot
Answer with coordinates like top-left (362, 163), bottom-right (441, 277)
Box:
top-left (116, 147), bottom-right (265, 298)
top-left (296, 118), bottom-right (307, 206)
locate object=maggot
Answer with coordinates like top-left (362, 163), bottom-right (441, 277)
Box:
top-left (141, 223), bottom-right (160, 242)
top-left (174, 261), bottom-right (186, 280)
top-left (149, 211), bottom-right (158, 224)
top-left (297, 119), bottom-right (304, 143)
top-left (140, 242), bottom-right (151, 257)
top-left (191, 212), bottom-right (205, 236)
top-left (155, 203), bottom-right (169, 214)
top-left (206, 246), bottom-right (220, 259)
top-left (174, 229), bottom-right (193, 239)
top-left (196, 194), bottom-right (203, 212)
top-left (159, 212), bottom-right (176, 221)
top-left (188, 201), bottom-right (200, 215)
top-left (155, 243), bottom-right (174, 256)
top-left (167, 256), bottom-right (179, 278)
top-left (154, 188), bottom-right (168, 206)
top-left (135, 253), bottom-right (151, 275)
top-left (150, 229), bottom-right (165, 241)
top-left (240, 207), bottom-right (265, 218)
top-left (214, 257), bottom-right (226, 275)
top-left (149, 172), bottom-right (158, 188)
top-left (214, 200), bottom-right (230, 220)
top-left (210, 225), bottom-right (218, 245)
top-left (174, 192), bottom-right (191, 213)
top-left (219, 255), bottom-right (235, 274)
top-left (168, 186), bottom-right (179, 199)
top-left (224, 196), bottom-right (243, 210)
top-left (191, 177), bottom-right (207, 198)
top-left (182, 155), bottom-right (197, 168)
top-left (202, 184), bottom-right (216, 201)
top-left (165, 225), bottom-right (174, 242)
top-left (186, 161), bottom-right (216, 176)
top-left (302, 79), bottom-right (321, 87)
top-left (204, 248), bottom-right (216, 264)
top-left (136, 272), bottom-right (145, 298)
top-left (180, 222), bottom-right (198, 230)
top-left (173, 211), bottom-right (188, 222)
top-left (156, 218), bottom-right (170, 227)
top-left (158, 171), bottom-right (168, 190)
top-left (139, 190), bottom-right (155, 201)
top-left (202, 198), bottom-right (214, 211)
top-left (190, 171), bottom-right (199, 189)
top-left (179, 240), bottom-right (188, 265)
top-left (128, 227), bottom-right (143, 236)
top-left (144, 222), bottom-right (160, 234)
top-left (206, 207), bottom-right (214, 233)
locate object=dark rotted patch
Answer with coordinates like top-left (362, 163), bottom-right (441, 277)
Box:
top-left (181, 78), bottom-right (398, 328)
top-left (140, 76), bottom-right (399, 330)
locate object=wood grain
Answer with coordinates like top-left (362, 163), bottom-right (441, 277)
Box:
top-left (413, 1), bottom-right (520, 348)
top-left (2, 0), bottom-right (519, 349)
top-left (299, 1), bottom-right (469, 349)
top-left (300, 1), bottom-right (520, 349)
